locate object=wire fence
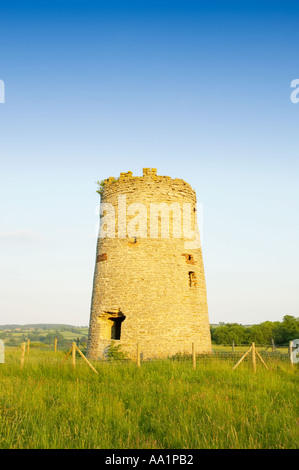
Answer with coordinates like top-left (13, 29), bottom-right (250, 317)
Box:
top-left (3, 338), bottom-right (297, 373)
top-left (91, 341), bottom-right (293, 363)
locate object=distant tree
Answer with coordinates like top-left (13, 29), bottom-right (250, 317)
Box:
top-left (5, 337), bottom-right (18, 346)
top-left (211, 325), bottom-right (230, 344)
top-left (211, 324), bottom-right (249, 345)
top-left (42, 332), bottom-right (65, 345)
top-left (273, 315), bottom-right (299, 344)
top-left (248, 321), bottom-right (280, 345)
top-left (211, 316), bottom-right (299, 346)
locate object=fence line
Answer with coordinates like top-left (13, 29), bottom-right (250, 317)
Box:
top-left (10, 339), bottom-right (297, 371)
top-left (3, 335), bottom-right (294, 353)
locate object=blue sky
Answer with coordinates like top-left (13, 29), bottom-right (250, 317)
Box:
top-left (0, 0), bottom-right (298, 326)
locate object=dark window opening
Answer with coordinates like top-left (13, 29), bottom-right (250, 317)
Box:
top-left (189, 271), bottom-right (197, 287)
top-left (182, 253), bottom-right (195, 264)
top-left (109, 316), bottom-right (125, 340)
top-left (99, 309), bottom-right (126, 340)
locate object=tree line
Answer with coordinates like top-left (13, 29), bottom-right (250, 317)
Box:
top-left (210, 315), bottom-right (299, 346)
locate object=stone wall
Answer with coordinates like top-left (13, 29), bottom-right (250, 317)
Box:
top-left (87, 168), bottom-right (212, 359)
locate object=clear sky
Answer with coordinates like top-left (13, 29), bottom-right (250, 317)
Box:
top-left (0, 0), bottom-right (298, 326)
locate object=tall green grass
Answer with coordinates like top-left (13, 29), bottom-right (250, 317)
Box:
top-left (0, 348), bottom-right (298, 449)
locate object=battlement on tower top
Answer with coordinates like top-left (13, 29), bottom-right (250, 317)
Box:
top-left (99, 168), bottom-right (195, 197)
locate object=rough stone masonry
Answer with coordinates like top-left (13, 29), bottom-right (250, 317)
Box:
top-left (87, 168), bottom-right (212, 360)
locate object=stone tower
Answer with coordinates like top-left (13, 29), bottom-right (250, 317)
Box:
top-left (87, 168), bottom-right (212, 359)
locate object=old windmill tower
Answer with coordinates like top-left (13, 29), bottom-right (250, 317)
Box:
top-left (87, 168), bottom-right (212, 359)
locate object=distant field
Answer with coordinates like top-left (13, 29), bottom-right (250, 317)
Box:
top-left (0, 324), bottom-right (88, 349)
top-left (0, 347), bottom-right (298, 449)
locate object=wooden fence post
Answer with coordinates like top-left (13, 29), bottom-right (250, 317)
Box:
top-left (233, 345), bottom-right (252, 370)
top-left (54, 338), bottom-right (57, 353)
top-left (27, 339), bottom-right (30, 353)
top-left (233, 343), bottom-right (268, 372)
top-left (21, 342), bottom-right (26, 368)
top-left (137, 343), bottom-right (140, 367)
top-left (192, 343), bottom-right (196, 370)
top-left (61, 344), bottom-right (98, 375)
top-left (72, 342), bottom-right (76, 369)
top-left (62, 346), bottom-right (73, 364)
top-left (74, 345), bottom-right (99, 375)
top-left (252, 342), bottom-right (257, 373)
top-left (255, 348), bottom-right (268, 369)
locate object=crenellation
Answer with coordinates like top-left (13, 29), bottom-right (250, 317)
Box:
top-left (100, 169), bottom-right (195, 199)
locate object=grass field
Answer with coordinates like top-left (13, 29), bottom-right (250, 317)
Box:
top-left (0, 347), bottom-right (298, 449)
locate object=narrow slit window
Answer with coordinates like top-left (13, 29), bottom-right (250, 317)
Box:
top-left (182, 253), bottom-right (195, 264)
top-left (188, 271), bottom-right (197, 287)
